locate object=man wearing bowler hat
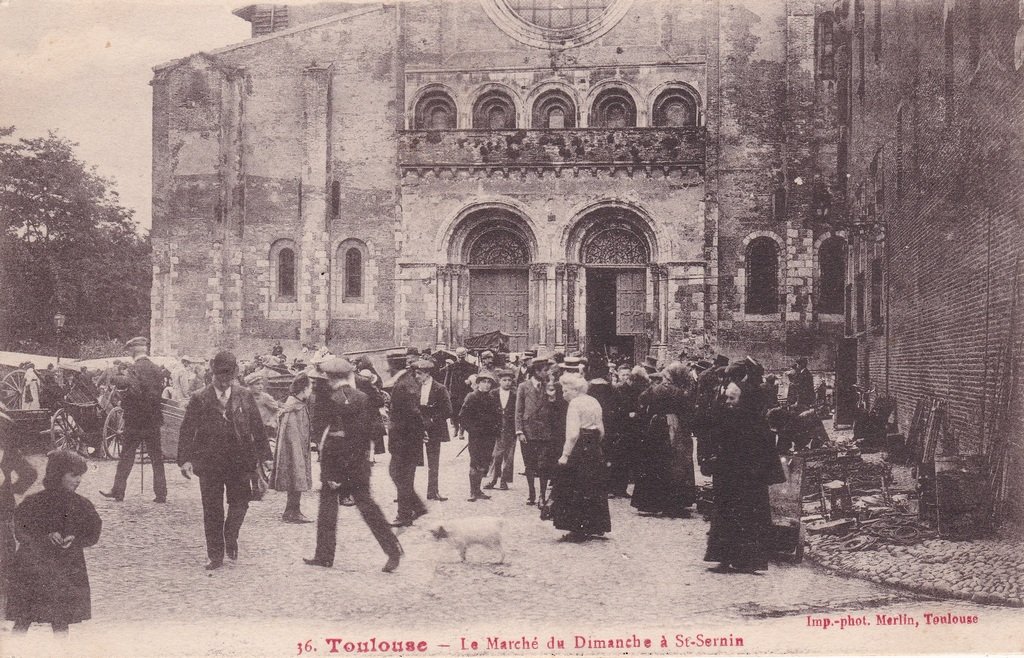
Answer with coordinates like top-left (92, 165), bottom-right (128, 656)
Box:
top-left (177, 351), bottom-right (272, 569)
top-left (386, 354), bottom-right (428, 526)
top-left (304, 358), bottom-right (402, 572)
top-left (101, 336), bottom-right (167, 503)
top-left (414, 358), bottom-right (453, 502)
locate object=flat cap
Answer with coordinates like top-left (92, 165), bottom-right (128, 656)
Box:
top-left (211, 351), bottom-right (238, 375)
top-left (480, 350), bottom-right (495, 358)
top-left (495, 368), bottom-right (515, 380)
top-left (476, 371), bottom-right (497, 383)
top-left (125, 336), bottom-right (149, 349)
top-left (320, 357), bottom-right (356, 377)
top-left (410, 358), bottom-right (436, 370)
top-left (455, 347), bottom-right (468, 356)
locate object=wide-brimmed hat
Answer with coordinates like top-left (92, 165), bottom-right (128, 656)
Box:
top-left (321, 357), bottom-right (355, 377)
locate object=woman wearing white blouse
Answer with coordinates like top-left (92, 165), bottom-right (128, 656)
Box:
top-left (549, 373), bottom-right (611, 541)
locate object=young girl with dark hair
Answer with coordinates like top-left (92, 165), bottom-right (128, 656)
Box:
top-left (7, 449), bottom-right (102, 636)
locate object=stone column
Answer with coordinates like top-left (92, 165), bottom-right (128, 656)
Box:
top-left (299, 64), bottom-right (332, 346)
top-left (554, 264), bottom-right (566, 351)
top-left (530, 264), bottom-right (550, 348)
top-left (565, 265), bottom-right (579, 352)
top-left (435, 265), bottom-right (447, 348)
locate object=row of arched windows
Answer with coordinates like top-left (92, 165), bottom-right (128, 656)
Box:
top-left (272, 240), bottom-right (366, 302)
top-left (744, 236), bottom-right (847, 316)
top-left (412, 85), bottom-right (700, 130)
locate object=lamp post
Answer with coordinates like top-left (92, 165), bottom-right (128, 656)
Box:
top-left (53, 312), bottom-right (67, 366)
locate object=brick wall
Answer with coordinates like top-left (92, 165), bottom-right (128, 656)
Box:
top-left (841, 1), bottom-right (1024, 521)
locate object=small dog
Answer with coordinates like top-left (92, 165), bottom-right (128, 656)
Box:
top-left (428, 517), bottom-right (505, 563)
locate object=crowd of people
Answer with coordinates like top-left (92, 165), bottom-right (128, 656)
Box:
top-left (3, 334), bottom-right (829, 638)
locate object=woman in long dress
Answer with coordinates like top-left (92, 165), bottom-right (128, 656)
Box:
top-left (631, 362), bottom-right (695, 517)
top-left (271, 374), bottom-right (314, 523)
top-left (549, 373), bottom-right (611, 542)
top-left (703, 380), bottom-right (777, 573)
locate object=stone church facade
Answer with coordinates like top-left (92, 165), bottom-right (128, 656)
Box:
top-left (150, 0), bottom-right (848, 368)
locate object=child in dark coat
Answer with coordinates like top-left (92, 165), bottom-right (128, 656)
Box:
top-left (459, 373), bottom-right (500, 502)
top-left (7, 450), bottom-right (102, 636)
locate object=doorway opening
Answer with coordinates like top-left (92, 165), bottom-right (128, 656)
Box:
top-left (585, 268), bottom-right (645, 367)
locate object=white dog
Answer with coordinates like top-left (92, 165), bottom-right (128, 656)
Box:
top-left (428, 517), bottom-right (505, 563)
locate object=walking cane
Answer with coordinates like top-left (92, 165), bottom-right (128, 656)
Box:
top-left (139, 440), bottom-right (146, 495)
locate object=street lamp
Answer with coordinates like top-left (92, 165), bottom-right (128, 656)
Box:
top-left (53, 312), bottom-right (67, 365)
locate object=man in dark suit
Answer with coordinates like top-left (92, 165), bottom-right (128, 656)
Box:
top-left (101, 336), bottom-right (167, 503)
top-left (386, 356), bottom-right (428, 526)
top-left (443, 347), bottom-right (478, 440)
top-left (414, 358), bottom-right (453, 502)
top-left (484, 368), bottom-right (517, 490)
top-left (304, 358), bottom-right (401, 572)
top-left (177, 351), bottom-right (272, 570)
top-left (786, 357), bottom-right (816, 408)
top-left (515, 356), bottom-right (553, 505)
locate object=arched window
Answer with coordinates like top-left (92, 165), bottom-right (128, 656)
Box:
top-left (336, 239), bottom-right (368, 303)
top-left (414, 90), bottom-right (457, 130)
top-left (532, 90), bottom-right (576, 128)
top-left (816, 13), bottom-right (836, 80)
top-left (746, 237), bottom-right (779, 315)
top-left (818, 237), bottom-right (846, 314)
top-left (330, 180), bottom-right (341, 219)
top-left (590, 88), bottom-right (637, 128)
top-left (652, 87), bottom-right (699, 127)
top-left (270, 240), bottom-right (298, 301)
top-left (344, 248), bottom-right (362, 299)
top-left (472, 90), bottom-right (517, 130)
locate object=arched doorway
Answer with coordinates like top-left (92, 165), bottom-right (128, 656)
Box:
top-left (466, 226), bottom-right (531, 351)
top-left (571, 210), bottom-right (653, 365)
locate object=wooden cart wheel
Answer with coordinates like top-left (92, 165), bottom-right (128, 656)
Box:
top-left (102, 406), bottom-right (125, 460)
top-left (51, 408), bottom-right (85, 454)
top-left (0, 370), bottom-right (26, 410)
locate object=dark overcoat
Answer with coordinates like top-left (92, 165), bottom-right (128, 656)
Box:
top-left (115, 355), bottom-right (165, 432)
top-left (319, 385), bottom-right (375, 490)
top-left (387, 370), bottom-right (426, 467)
top-left (420, 379), bottom-right (453, 443)
top-left (6, 489), bottom-right (102, 624)
top-left (178, 383), bottom-right (272, 476)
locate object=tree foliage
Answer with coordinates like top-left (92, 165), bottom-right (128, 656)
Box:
top-left (0, 127), bottom-right (151, 355)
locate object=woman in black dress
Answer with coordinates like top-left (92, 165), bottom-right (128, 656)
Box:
top-left (631, 362), bottom-right (696, 518)
top-left (703, 380), bottom-right (778, 573)
top-left (7, 450), bottom-right (102, 636)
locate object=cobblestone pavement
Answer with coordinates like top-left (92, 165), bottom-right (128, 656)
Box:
top-left (3, 445), bottom-right (1019, 657)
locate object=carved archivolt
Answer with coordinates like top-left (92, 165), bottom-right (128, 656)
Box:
top-left (468, 229), bottom-right (529, 265)
top-left (582, 225), bottom-right (649, 264)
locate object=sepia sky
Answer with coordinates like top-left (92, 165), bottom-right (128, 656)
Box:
top-left (0, 0), bottom-right (298, 232)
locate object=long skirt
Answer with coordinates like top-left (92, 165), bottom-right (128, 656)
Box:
top-left (703, 470), bottom-right (771, 571)
top-left (551, 429), bottom-right (611, 536)
top-left (631, 415), bottom-right (695, 516)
